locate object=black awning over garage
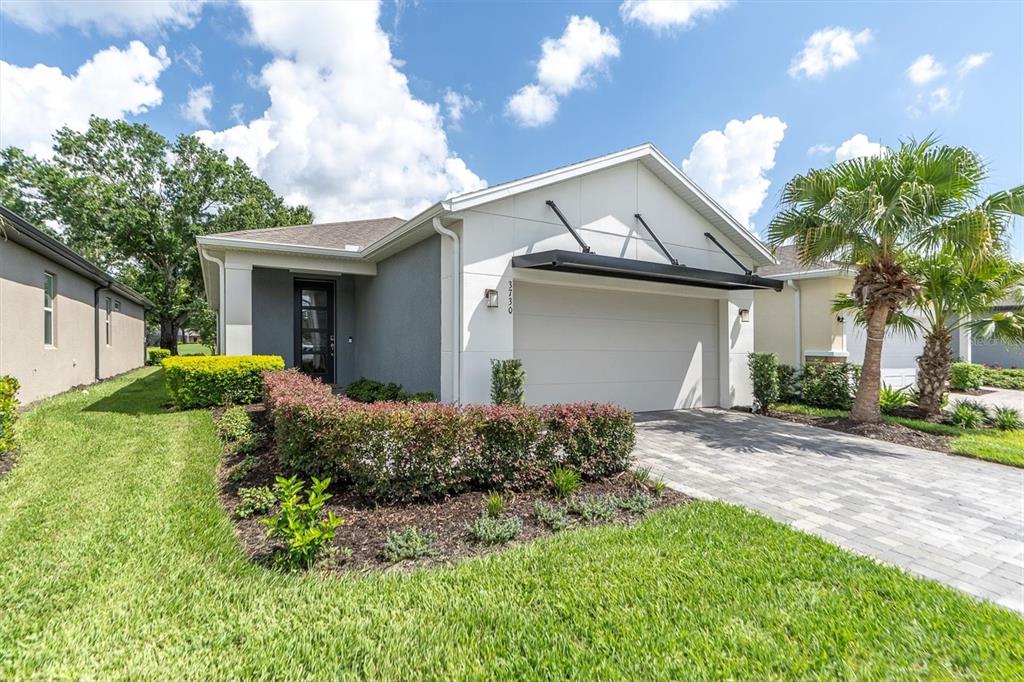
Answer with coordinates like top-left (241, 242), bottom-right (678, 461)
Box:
top-left (511, 250), bottom-right (784, 291)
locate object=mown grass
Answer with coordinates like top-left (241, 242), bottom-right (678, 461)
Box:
top-left (774, 403), bottom-right (1024, 467)
top-left (1, 370), bottom-right (1021, 678)
top-left (147, 342), bottom-right (212, 356)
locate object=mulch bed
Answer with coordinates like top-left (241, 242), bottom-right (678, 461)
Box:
top-left (218, 405), bottom-right (688, 572)
top-left (763, 408), bottom-right (954, 454)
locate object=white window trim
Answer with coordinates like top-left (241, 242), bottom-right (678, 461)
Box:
top-left (43, 271), bottom-right (56, 348)
top-left (105, 297), bottom-right (112, 346)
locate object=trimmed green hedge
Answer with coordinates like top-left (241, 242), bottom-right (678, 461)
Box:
top-left (163, 355), bottom-right (284, 409)
top-left (0, 375), bottom-right (19, 455)
top-left (979, 366), bottom-right (1024, 390)
top-left (950, 362), bottom-right (985, 391)
top-left (147, 348), bottom-right (171, 366)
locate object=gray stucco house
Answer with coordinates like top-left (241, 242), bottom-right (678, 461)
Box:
top-left (0, 205), bottom-right (151, 403)
top-left (197, 144), bottom-right (784, 410)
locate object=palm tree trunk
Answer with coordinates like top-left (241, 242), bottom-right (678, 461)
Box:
top-left (849, 303), bottom-right (890, 423)
top-left (915, 327), bottom-right (952, 416)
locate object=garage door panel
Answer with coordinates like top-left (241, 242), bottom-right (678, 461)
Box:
top-left (513, 282), bottom-right (719, 411)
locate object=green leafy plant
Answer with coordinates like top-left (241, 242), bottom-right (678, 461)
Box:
top-left (651, 478), bottom-right (667, 497)
top-left (777, 363), bottom-right (801, 403)
top-left (878, 384), bottom-right (911, 415)
top-left (227, 454), bottom-right (259, 483)
top-left (216, 406), bottom-right (252, 442)
top-left (614, 492), bottom-right (656, 516)
top-left (236, 486), bottom-right (276, 518)
top-left (978, 367), bottom-right (1024, 390)
top-left (261, 475), bottom-right (344, 569)
top-left (948, 401), bottom-right (987, 430)
top-left (490, 358), bottom-right (526, 406)
top-left (484, 491), bottom-right (505, 518)
top-left (950, 362), bottom-right (986, 392)
top-left (799, 362), bottom-right (860, 410)
top-left (147, 348), bottom-right (171, 365)
top-left (343, 378), bottom-right (435, 404)
top-left (567, 494), bottom-right (616, 523)
top-left (381, 527), bottom-right (438, 562)
top-left (466, 514), bottom-right (522, 545)
top-left (532, 500), bottom-right (569, 531)
top-left (992, 407), bottom-right (1023, 431)
top-left (549, 467), bottom-right (582, 498)
top-left (162, 355), bottom-right (285, 409)
top-left (629, 466), bottom-right (652, 488)
top-left (748, 352), bottom-right (780, 414)
top-left (0, 375), bottom-right (19, 456)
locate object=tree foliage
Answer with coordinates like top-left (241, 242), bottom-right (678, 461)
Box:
top-left (0, 117), bottom-right (312, 353)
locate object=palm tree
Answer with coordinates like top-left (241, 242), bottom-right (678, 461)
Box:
top-left (767, 138), bottom-right (1006, 423)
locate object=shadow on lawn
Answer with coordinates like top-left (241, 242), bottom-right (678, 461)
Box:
top-left (84, 369), bottom-right (169, 416)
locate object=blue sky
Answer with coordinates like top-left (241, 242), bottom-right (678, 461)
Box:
top-left (1, 1), bottom-right (1021, 253)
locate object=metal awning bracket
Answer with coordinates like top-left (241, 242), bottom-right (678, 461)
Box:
top-left (634, 213), bottom-right (678, 266)
top-left (704, 232), bottom-right (752, 276)
top-left (546, 200), bottom-right (591, 253)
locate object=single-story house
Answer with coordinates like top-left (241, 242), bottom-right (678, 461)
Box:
top-left (952, 296), bottom-right (1024, 368)
top-left (0, 204), bottom-right (151, 404)
top-left (197, 144), bottom-right (784, 411)
top-left (753, 244), bottom-right (972, 388)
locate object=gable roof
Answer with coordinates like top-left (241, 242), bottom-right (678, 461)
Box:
top-left (214, 217), bottom-right (404, 251)
top-left (756, 244), bottom-right (846, 279)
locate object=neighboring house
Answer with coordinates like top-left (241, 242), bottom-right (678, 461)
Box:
top-left (952, 296), bottom-right (1024, 368)
top-left (0, 205), bottom-right (151, 404)
top-left (197, 144), bottom-right (783, 411)
top-left (753, 245), bottom-right (925, 387)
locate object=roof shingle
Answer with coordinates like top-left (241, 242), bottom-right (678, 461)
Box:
top-left (756, 244), bottom-right (843, 276)
top-left (213, 217), bottom-right (405, 250)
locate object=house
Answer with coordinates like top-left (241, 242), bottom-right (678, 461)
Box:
top-left (197, 144), bottom-right (784, 411)
top-left (952, 296), bottom-right (1024, 368)
top-left (753, 244), bottom-right (930, 387)
top-left (0, 205), bottom-right (151, 403)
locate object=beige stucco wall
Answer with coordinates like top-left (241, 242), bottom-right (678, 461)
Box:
top-left (754, 276), bottom-right (849, 365)
top-left (0, 238), bottom-right (145, 404)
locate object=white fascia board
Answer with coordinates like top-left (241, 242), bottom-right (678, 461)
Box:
top-left (359, 203), bottom-right (446, 261)
top-left (768, 268), bottom-right (850, 281)
top-left (196, 234), bottom-right (365, 259)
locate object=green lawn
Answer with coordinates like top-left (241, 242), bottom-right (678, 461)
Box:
top-left (147, 342), bottom-right (212, 356)
top-left (774, 403), bottom-right (1024, 467)
top-left (1, 370), bottom-right (1021, 678)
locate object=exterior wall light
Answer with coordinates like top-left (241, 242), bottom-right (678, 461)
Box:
top-left (739, 308), bottom-right (750, 322)
top-left (484, 288), bottom-right (499, 308)
top-left (836, 315), bottom-right (845, 323)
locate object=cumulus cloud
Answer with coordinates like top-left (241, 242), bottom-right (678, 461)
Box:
top-left (0, 0), bottom-right (204, 35)
top-left (928, 86), bottom-right (958, 112)
top-left (957, 52), bottom-right (991, 76)
top-left (506, 16), bottom-right (620, 127)
top-left (443, 89), bottom-right (480, 128)
top-left (807, 143), bottom-right (836, 156)
top-left (834, 133), bottom-right (885, 162)
top-left (196, 1), bottom-right (484, 221)
top-left (0, 41), bottom-right (169, 157)
top-left (906, 54), bottom-right (945, 85)
top-left (181, 84), bottom-right (214, 126)
top-left (788, 27), bottom-right (871, 79)
top-left (681, 114), bottom-right (786, 227)
top-left (619, 0), bottom-right (732, 32)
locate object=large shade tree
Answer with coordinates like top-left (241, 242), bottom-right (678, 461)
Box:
top-left (0, 117), bottom-right (312, 353)
top-left (768, 138), bottom-right (1007, 423)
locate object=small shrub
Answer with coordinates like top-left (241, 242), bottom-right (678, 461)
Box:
top-left (227, 454), bottom-right (259, 483)
top-left (0, 375), bottom-right (19, 456)
top-left (629, 466), bottom-right (652, 488)
top-left (262, 475), bottom-right (344, 569)
top-left (949, 362), bottom-right (985, 391)
top-left (979, 366), bottom-right (1024, 390)
top-left (533, 500), bottom-right (569, 531)
top-left (908, 388), bottom-right (949, 409)
top-left (748, 352), bottom-right (780, 413)
top-left (344, 378), bottom-right (404, 403)
top-left (614, 492), bottom-right (655, 515)
top-left (236, 486), bottom-right (276, 518)
top-left (147, 348), bottom-right (171, 365)
top-left (651, 479), bottom-right (667, 497)
top-left (799, 362), bottom-right (859, 410)
top-left (879, 384), bottom-right (911, 415)
top-left (466, 514), bottom-right (522, 545)
top-left (547, 403), bottom-right (635, 479)
top-left (567, 494), bottom-right (616, 523)
top-left (948, 401), bottom-right (986, 429)
top-left (163, 355), bottom-right (284, 409)
top-left (549, 467), bottom-right (582, 497)
top-left (381, 527), bottom-right (438, 562)
top-left (404, 392), bottom-right (436, 403)
top-left (993, 407), bottom-right (1023, 431)
top-left (216, 406), bottom-right (253, 442)
top-left (490, 358), bottom-right (525, 406)
top-left (484, 491), bottom-right (505, 518)
top-left (777, 364), bottom-right (800, 403)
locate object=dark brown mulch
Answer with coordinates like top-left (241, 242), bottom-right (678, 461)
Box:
top-left (766, 409), bottom-right (954, 454)
top-left (218, 405), bottom-right (688, 573)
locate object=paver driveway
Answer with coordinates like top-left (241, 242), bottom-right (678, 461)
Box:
top-left (634, 409), bottom-right (1024, 613)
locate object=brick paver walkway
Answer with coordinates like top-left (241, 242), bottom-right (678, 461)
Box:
top-left (634, 409), bottom-right (1024, 613)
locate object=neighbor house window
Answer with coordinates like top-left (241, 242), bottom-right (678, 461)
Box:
top-left (105, 297), bottom-right (112, 346)
top-left (43, 272), bottom-right (55, 346)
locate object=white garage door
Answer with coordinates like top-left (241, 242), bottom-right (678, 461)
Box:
top-left (513, 282), bottom-right (719, 411)
top-left (846, 317), bottom-right (922, 389)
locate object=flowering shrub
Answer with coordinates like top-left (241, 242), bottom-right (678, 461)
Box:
top-left (263, 369), bottom-right (635, 502)
top-left (163, 355), bottom-right (284, 408)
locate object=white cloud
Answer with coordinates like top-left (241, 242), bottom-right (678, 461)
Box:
top-left (834, 133), bottom-right (885, 162)
top-left (0, 0), bottom-right (204, 35)
top-left (906, 54), bottom-right (945, 85)
top-left (181, 84), bottom-right (214, 126)
top-left (957, 52), bottom-right (991, 76)
top-left (681, 114), bottom-right (786, 227)
top-left (196, 1), bottom-right (484, 220)
top-left (229, 103), bottom-right (245, 124)
top-left (928, 86), bottom-right (958, 112)
top-left (506, 16), bottom-right (620, 127)
top-left (619, 0), bottom-right (732, 32)
top-left (788, 27), bottom-right (872, 79)
top-left (443, 89), bottom-right (480, 128)
top-left (807, 143), bottom-right (836, 156)
top-left (0, 41), bottom-right (169, 158)
top-left (177, 44), bottom-right (203, 76)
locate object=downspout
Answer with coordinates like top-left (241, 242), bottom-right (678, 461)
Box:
top-left (432, 217), bottom-right (461, 404)
top-left (787, 279), bottom-right (801, 367)
top-left (200, 247), bottom-right (226, 355)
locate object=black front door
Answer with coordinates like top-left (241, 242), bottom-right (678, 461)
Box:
top-left (294, 281), bottom-right (335, 384)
